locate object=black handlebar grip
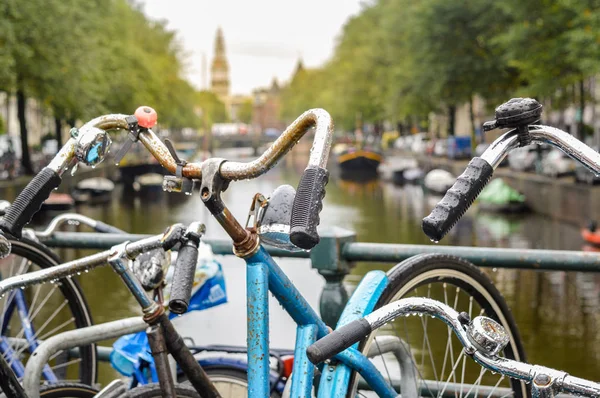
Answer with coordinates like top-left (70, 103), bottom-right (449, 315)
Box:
top-left (0, 168), bottom-right (62, 238)
top-left (94, 221), bottom-right (126, 234)
top-left (422, 157), bottom-right (494, 242)
top-left (168, 240), bottom-right (200, 314)
top-left (290, 166), bottom-right (329, 250)
top-left (306, 318), bottom-right (372, 365)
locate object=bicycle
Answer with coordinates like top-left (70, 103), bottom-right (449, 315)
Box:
top-left (0, 110), bottom-right (283, 398)
top-left (119, 106), bottom-right (524, 397)
top-left (306, 97), bottom-right (600, 397)
top-left (2, 185), bottom-right (287, 397)
top-left (307, 296), bottom-right (600, 398)
top-left (0, 204), bottom-right (126, 391)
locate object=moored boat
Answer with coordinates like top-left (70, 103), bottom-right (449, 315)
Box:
top-left (72, 177), bottom-right (115, 204)
top-left (133, 173), bottom-right (164, 193)
top-left (423, 169), bottom-right (455, 195)
top-left (393, 167), bottom-right (425, 185)
top-left (477, 179), bottom-right (528, 213)
top-left (337, 147), bottom-right (383, 175)
top-left (582, 221), bottom-right (600, 247)
top-left (41, 193), bottom-right (75, 211)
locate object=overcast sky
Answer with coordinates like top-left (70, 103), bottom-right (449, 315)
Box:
top-left (138, 0), bottom-right (364, 95)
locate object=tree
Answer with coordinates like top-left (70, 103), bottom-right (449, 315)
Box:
top-left (498, 0), bottom-right (600, 136)
top-left (196, 91), bottom-right (227, 125)
top-left (237, 99), bottom-right (253, 124)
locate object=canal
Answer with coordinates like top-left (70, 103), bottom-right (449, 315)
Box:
top-left (6, 148), bottom-right (600, 385)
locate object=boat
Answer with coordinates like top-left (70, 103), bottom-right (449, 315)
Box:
top-left (477, 179), bottom-right (528, 213)
top-left (41, 193), bottom-right (75, 211)
top-left (133, 173), bottom-right (164, 193)
top-left (393, 167), bottom-right (425, 185)
top-left (582, 221), bottom-right (600, 247)
top-left (423, 169), bottom-right (455, 195)
top-left (72, 177), bottom-right (115, 204)
top-left (379, 157), bottom-right (417, 183)
top-left (337, 147), bottom-right (383, 176)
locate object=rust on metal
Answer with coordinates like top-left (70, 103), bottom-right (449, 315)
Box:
top-left (138, 130), bottom-right (202, 177)
top-left (142, 302), bottom-right (165, 325)
top-left (233, 229), bottom-right (260, 258)
top-left (220, 108), bottom-right (334, 180)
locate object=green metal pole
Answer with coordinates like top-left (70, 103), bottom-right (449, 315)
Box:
top-left (342, 242), bottom-right (600, 272)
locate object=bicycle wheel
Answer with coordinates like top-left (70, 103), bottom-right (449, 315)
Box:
top-left (0, 237), bottom-right (96, 387)
top-left (178, 366), bottom-right (283, 397)
top-left (349, 254), bottom-right (527, 398)
top-left (39, 382), bottom-right (99, 398)
top-left (128, 382), bottom-right (200, 398)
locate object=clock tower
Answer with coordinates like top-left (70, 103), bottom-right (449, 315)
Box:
top-left (210, 27), bottom-right (230, 102)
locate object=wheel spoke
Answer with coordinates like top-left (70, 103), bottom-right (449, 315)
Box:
top-left (485, 375), bottom-right (506, 398)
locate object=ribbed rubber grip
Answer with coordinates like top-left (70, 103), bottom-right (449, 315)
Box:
top-left (0, 168), bottom-right (62, 238)
top-left (94, 221), bottom-right (125, 234)
top-left (422, 157), bottom-right (494, 242)
top-left (307, 318), bottom-right (371, 364)
top-left (168, 241), bottom-right (199, 314)
top-left (290, 166), bottom-right (329, 250)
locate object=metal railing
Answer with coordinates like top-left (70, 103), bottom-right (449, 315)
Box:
top-left (40, 226), bottom-right (600, 328)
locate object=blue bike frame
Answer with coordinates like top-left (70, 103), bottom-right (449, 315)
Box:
top-left (0, 285), bottom-right (57, 382)
top-left (245, 246), bottom-right (397, 397)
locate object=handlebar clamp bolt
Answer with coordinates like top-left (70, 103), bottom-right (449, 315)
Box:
top-left (457, 311), bottom-right (471, 326)
top-left (534, 373), bottom-right (551, 387)
top-left (70, 128), bottom-right (79, 139)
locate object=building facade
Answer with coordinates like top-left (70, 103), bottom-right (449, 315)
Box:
top-left (252, 79), bottom-right (285, 133)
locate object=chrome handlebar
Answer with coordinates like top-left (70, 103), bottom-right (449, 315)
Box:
top-left (363, 298), bottom-right (600, 398)
top-left (422, 124), bottom-right (600, 242)
top-left (36, 213), bottom-right (104, 238)
top-left (309, 297), bottom-right (600, 397)
top-left (480, 124), bottom-right (600, 174)
top-left (0, 224), bottom-right (185, 299)
top-left (69, 108), bottom-right (333, 182)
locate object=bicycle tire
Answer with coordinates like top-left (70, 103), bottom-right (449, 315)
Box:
top-left (39, 382), bottom-right (99, 398)
top-left (178, 366), bottom-right (283, 398)
top-left (128, 382), bottom-right (200, 398)
top-left (348, 253), bottom-right (527, 398)
top-left (2, 237), bottom-right (96, 386)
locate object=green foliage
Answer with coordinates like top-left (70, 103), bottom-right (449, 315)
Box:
top-left (280, 0), bottom-right (600, 135)
top-left (1, 0), bottom-right (204, 127)
top-left (237, 98), bottom-right (253, 124)
top-left (196, 91), bottom-right (228, 125)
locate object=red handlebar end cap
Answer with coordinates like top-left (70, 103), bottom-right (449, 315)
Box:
top-left (134, 106), bottom-right (158, 128)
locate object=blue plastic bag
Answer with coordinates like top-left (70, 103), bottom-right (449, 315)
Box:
top-left (110, 331), bottom-right (152, 377)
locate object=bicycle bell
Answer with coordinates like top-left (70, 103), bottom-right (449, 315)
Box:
top-left (74, 126), bottom-right (112, 166)
top-left (129, 248), bottom-right (171, 291)
top-left (256, 184), bottom-right (304, 252)
top-left (466, 316), bottom-right (510, 356)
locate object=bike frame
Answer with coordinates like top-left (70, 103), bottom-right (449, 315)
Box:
top-left (244, 246), bottom-right (397, 397)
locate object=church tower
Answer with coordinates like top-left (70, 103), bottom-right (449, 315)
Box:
top-left (210, 27), bottom-right (230, 101)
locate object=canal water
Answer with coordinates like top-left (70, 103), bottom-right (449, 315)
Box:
top-left (9, 148), bottom-right (600, 384)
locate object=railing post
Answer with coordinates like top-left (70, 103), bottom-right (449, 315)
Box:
top-left (309, 226), bottom-right (356, 328)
